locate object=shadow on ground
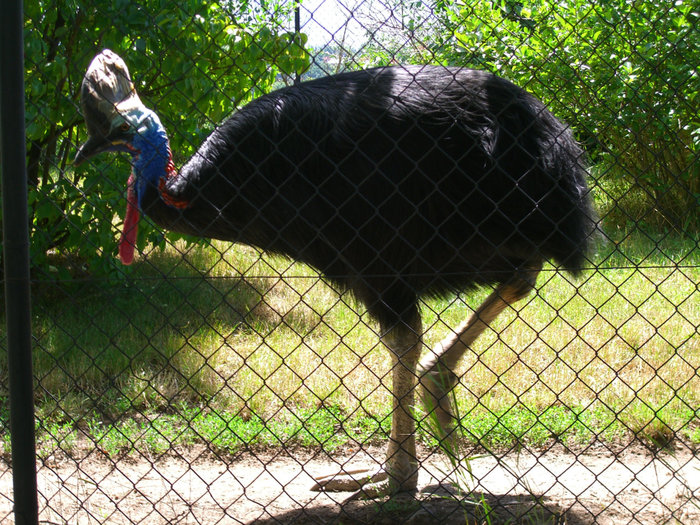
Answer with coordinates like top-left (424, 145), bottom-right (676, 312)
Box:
top-left (251, 483), bottom-right (594, 525)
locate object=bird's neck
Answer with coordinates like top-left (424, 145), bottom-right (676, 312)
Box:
top-left (131, 117), bottom-right (189, 211)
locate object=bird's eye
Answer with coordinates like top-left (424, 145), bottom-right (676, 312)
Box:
top-left (119, 122), bottom-right (130, 132)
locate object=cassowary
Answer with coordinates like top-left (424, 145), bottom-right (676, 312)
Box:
top-left (75, 49), bottom-right (593, 497)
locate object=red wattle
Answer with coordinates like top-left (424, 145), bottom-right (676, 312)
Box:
top-left (119, 173), bottom-right (140, 265)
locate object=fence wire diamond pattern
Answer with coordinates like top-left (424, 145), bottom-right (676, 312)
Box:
top-left (1, 0), bottom-right (698, 523)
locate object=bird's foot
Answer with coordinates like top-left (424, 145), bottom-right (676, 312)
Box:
top-left (345, 477), bottom-right (411, 500)
top-left (311, 467), bottom-right (388, 493)
top-left (311, 466), bottom-right (417, 500)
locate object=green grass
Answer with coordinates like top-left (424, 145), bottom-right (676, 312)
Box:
top-left (0, 224), bottom-right (698, 460)
top-left (62, 404), bottom-right (354, 458)
top-left (3, 397), bottom-right (695, 461)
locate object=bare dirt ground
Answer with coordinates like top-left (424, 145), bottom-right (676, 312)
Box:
top-left (1, 442), bottom-right (698, 524)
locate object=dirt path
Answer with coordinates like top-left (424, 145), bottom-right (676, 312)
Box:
top-left (1, 443), bottom-right (698, 524)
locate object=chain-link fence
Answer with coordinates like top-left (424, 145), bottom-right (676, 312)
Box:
top-left (2, 0), bottom-right (699, 523)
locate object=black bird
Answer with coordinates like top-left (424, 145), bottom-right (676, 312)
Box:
top-left (75, 49), bottom-right (593, 497)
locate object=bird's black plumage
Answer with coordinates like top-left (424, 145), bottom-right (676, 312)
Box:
top-left (147, 65), bottom-right (593, 324)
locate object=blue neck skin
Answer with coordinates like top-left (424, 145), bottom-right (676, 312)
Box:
top-left (128, 111), bottom-right (171, 210)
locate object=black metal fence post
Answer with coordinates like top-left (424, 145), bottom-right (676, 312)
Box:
top-left (0, 0), bottom-right (39, 524)
top-left (295, 2), bottom-right (301, 85)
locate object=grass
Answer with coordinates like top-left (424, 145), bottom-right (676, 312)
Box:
top-left (0, 222), bottom-right (698, 461)
top-left (52, 403), bottom-right (353, 459)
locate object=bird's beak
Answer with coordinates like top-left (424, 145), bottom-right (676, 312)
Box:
top-left (74, 133), bottom-right (112, 166)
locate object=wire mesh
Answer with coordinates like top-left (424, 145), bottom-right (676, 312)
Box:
top-left (1, 0), bottom-right (698, 523)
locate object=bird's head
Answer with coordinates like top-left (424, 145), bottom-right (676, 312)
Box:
top-left (75, 49), bottom-right (173, 265)
top-left (75, 49), bottom-right (148, 164)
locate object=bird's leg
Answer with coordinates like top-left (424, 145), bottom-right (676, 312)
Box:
top-left (418, 263), bottom-right (541, 454)
top-left (370, 318), bottom-right (422, 495)
top-left (311, 314), bottom-right (422, 498)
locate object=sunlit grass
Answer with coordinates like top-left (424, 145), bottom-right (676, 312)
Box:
top-left (1, 228), bottom-right (698, 459)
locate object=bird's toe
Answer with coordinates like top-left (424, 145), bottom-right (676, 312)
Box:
top-left (311, 467), bottom-right (388, 492)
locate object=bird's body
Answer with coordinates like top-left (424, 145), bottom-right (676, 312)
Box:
top-left (112, 65), bottom-right (591, 324)
top-left (76, 51), bottom-right (593, 497)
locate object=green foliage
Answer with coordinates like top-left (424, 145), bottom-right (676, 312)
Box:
top-left (21, 0), bottom-right (309, 278)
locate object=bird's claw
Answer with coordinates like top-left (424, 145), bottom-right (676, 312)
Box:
top-left (346, 478), bottom-right (401, 500)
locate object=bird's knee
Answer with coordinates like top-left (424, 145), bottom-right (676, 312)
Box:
top-left (502, 263), bottom-right (541, 302)
top-left (418, 359), bottom-right (457, 401)
top-left (381, 324), bottom-right (422, 361)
